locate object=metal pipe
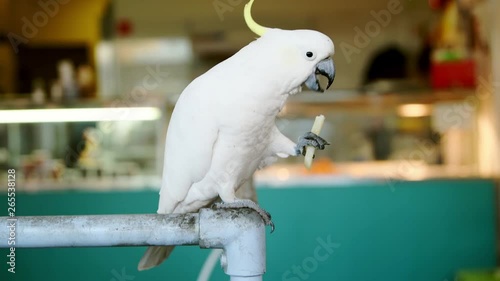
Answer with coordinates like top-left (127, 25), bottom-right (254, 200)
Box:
top-left (199, 209), bottom-right (265, 281)
top-left (1, 214), bottom-right (199, 248)
top-left (0, 208), bottom-right (266, 281)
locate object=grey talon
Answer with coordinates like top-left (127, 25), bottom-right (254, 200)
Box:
top-left (296, 131), bottom-right (330, 156)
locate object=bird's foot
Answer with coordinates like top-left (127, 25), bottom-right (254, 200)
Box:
top-left (212, 199), bottom-right (275, 233)
top-left (295, 131), bottom-right (330, 156)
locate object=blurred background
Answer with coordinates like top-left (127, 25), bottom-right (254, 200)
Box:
top-left (0, 0), bottom-right (499, 281)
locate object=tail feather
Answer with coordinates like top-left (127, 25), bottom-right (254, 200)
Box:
top-left (138, 246), bottom-right (175, 271)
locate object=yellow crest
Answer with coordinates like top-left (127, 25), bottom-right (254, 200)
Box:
top-left (244, 0), bottom-right (268, 36)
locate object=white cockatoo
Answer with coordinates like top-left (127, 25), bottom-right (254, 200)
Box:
top-left (138, 0), bottom-right (335, 270)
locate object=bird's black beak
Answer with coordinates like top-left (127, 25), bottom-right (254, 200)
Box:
top-left (304, 57), bottom-right (335, 93)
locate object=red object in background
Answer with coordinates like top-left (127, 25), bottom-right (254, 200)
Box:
top-left (428, 0), bottom-right (449, 10)
top-left (431, 60), bottom-right (476, 89)
top-left (116, 18), bottom-right (133, 37)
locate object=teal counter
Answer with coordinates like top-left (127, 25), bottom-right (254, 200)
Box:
top-left (1, 179), bottom-right (497, 281)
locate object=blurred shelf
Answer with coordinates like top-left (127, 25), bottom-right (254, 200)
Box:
top-left (254, 161), bottom-right (498, 188)
top-left (0, 175), bottom-right (162, 193)
top-left (285, 88), bottom-right (475, 116)
top-left (0, 94), bottom-right (165, 110)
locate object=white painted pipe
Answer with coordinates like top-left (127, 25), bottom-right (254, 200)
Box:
top-left (197, 249), bottom-right (223, 281)
top-left (1, 214), bottom-right (199, 248)
top-left (199, 209), bottom-right (265, 281)
top-left (1, 208), bottom-right (266, 281)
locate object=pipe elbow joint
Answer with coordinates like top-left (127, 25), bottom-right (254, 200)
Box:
top-left (199, 208), bottom-right (266, 278)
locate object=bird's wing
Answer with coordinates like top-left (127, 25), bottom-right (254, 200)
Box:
top-left (157, 80), bottom-right (219, 214)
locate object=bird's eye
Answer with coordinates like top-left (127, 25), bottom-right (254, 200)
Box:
top-left (306, 51), bottom-right (315, 60)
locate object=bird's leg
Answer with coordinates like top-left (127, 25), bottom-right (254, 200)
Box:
top-left (295, 131), bottom-right (330, 156)
top-left (213, 199), bottom-right (275, 233)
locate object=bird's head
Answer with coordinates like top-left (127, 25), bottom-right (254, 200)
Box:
top-left (244, 0), bottom-right (335, 93)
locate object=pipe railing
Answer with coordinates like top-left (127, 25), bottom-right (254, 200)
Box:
top-left (0, 208), bottom-right (266, 281)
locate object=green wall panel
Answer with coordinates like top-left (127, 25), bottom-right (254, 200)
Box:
top-left (0, 179), bottom-right (496, 281)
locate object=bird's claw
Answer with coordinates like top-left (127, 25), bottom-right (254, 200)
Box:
top-left (212, 199), bottom-right (275, 233)
top-left (295, 131), bottom-right (330, 156)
